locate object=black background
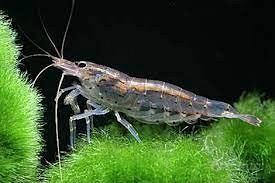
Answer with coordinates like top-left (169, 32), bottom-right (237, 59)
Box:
top-left (1, 0), bottom-right (274, 164)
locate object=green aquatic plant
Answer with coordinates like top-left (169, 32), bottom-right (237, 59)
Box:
top-left (0, 13), bottom-right (42, 182)
top-left (46, 125), bottom-right (232, 183)
top-left (202, 93), bottom-right (275, 182)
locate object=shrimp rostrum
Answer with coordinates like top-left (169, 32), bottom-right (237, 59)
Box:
top-left (48, 57), bottom-right (261, 147)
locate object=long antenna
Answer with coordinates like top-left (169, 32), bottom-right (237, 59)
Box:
top-left (55, 73), bottom-right (65, 182)
top-left (61, 0), bottom-right (75, 58)
top-left (19, 54), bottom-right (54, 63)
top-left (38, 11), bottom-right (62, 58)
top-left (17, 25), bottom-right (52, 56)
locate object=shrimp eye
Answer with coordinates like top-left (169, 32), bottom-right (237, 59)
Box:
top-left (226, 105), bottom-right (231, 111)
top-left (77, 62), bottom-right (86, 68)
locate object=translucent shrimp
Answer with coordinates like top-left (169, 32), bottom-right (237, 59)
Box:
top-left (22, 0), bottom-right (262, 159)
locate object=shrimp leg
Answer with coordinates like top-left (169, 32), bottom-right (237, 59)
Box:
top-left (64, 89), bottom-right (81, 113)
top-left (84, 108), bottom-right (92, 143)
top-left (87, 100), bottom-right (104, 109)
top-left (183, 114), bottom-right (201, 124)
top-left (85, 100), bottom-right (103, 143)
top-left (114, 111), bottom-right (141, 143)
top-left (63, 89), bottom-right (80, 148)
top-left (56, 85), bottom-right (80, 100)
top-left (64, 89), bottom-right (82, 146)
top-left (69, 107), bottom-right (110, 148)
top-left (64, 87), bottom-right (107, 147)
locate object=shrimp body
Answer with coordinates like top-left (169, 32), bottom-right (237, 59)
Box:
top-left (52, 57), bottom-right (261, 146)
top-left (76, 61), bottom-right (261, 126)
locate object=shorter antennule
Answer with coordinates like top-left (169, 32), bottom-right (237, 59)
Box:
top-left (31, 64), bottom-right (54, 87)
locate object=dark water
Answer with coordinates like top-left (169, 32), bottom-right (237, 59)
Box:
top-left (0, 0), bottom-right (274, 164)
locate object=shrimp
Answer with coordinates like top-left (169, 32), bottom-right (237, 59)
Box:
top-left (50, 57), bottom-right (262, 146)
top-left (22, 1), bottom-right (262, 151)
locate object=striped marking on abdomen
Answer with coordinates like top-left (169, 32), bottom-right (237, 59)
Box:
top-left (124, 78), bottom-right (192, 101)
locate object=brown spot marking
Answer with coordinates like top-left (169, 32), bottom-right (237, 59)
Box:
top-left (92, 73), bottom-right (128, 95)
top-left (114, 80), bottom-right (128, 94)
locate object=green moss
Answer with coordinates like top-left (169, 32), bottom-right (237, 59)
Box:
top-left (202, 93), bottom-right (275, 182)
top-left (47, 127), bottom-right (231, 183)
top-left (0, 13), bottom-right (42, 182)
